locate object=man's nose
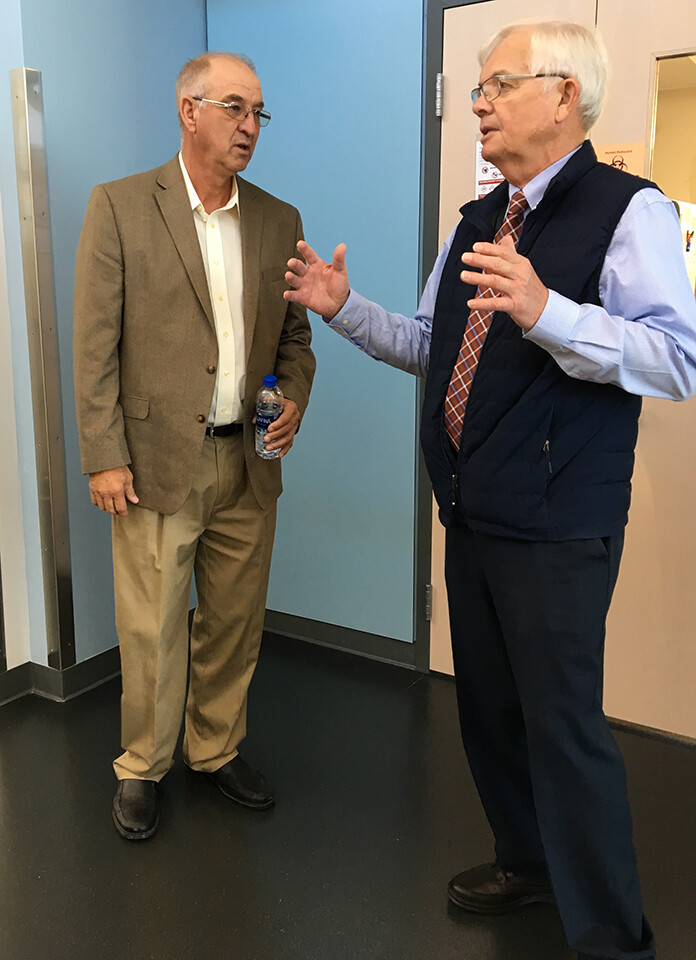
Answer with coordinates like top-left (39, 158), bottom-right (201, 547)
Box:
top-left (472, 94), bottom-right (491, 118)
top-left (238, 110), bottom-right (258, 135)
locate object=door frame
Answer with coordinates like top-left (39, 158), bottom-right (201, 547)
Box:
top-left (422, 2), bottom-right (485, 282)
top-left (414, 0), bottom-right (488, 675)
top-left (412, 2), bottom-right (475, 674)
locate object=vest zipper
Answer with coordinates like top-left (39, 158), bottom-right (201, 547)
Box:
top-left (543, 439), bottom-right (553, 474)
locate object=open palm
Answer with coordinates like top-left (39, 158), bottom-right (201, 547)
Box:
top-left (284, 240), bottom-right (350, 319)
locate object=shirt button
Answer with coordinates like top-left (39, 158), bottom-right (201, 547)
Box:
top-left (224, 371), bottom-right (230, 377)
top-left (207, 364), bottom-right (216, 374)
top-left (221, 407), bottom-right (228, 413)
top-left (197, 414), bottom-right (206, 423)
top-left (209, 222), bottom-right (216, 229)
top-left (213, 260), bottom-right (220, 266)
top-left (218, 295), bottom-right (224, 301)
top-left (223, 331), bottom-right (229, 338)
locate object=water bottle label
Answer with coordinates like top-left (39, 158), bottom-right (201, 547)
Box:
top-left (256, 411), bottom-right (279, 431)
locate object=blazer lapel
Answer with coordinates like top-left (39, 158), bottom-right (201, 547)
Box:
top-left (155, 158), bottom-right (215, 330)
top-left (238, 177), bottom-right (262, 364)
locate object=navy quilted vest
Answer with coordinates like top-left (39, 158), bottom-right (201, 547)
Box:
top-left (421, 141), bottom-right (656, 540)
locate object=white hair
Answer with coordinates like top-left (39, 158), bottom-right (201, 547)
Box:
top-left (479, 20), bottom-right (609, 130)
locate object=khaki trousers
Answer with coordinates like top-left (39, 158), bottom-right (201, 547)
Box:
top-left (111, 434), bottom-right (277, 781)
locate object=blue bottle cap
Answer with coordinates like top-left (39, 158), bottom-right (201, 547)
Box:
top-left (263, 375), bottom-right (277, 387)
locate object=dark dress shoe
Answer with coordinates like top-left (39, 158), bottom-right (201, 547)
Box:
top-left (448, 862), bottom-right (555, 914)
top-left (206, 755), bottom-right (274, 809)
top-left (112, 779), bottom-right (159, 840)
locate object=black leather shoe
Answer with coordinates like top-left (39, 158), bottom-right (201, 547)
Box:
top-left (206, 755), bottom-right (274, 809)
top-left (448, 862), bottom-right (555, 914)
top-left (112, 779), bottom-right (159, 840)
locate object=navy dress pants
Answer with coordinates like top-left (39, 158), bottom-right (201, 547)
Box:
top-left (444, 522), bottom-right (655, 960)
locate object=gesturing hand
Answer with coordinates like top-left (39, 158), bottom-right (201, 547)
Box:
top-left (284, 240), bottom-right (350, 320)
top-left (460, 234), bottom-right (549, 331)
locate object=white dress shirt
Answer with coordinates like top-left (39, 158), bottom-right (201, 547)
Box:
top-left (179, 152), bottom-right (246, 424)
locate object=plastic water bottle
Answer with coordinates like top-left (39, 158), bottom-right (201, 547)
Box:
top-left (255, 375), bottom-right (283, 460)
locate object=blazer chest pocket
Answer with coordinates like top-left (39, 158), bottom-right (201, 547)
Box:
top-left (119, 394), bottom-right (150, 420)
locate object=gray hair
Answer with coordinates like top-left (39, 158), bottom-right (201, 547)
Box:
top-left (175, 51), bottom-right (257, 132)
top-left (479, 20), bottom-right (609, 130)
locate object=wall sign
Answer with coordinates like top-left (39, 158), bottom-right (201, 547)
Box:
top-left (595, 142), bottom-right (646, 176)
top-left (475, 141), bottom-right (504, 198)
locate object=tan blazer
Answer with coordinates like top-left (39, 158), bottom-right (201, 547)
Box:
top-left (74, 157), bottom-right (315, 515)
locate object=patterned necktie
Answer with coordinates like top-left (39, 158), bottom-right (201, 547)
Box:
top-left (443, 189), bottom-right (528, 451)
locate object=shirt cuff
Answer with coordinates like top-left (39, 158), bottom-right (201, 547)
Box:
top-left (523, 289), bottom-right (581, 351)
top-left (324, 289), bottom-right (366, 330)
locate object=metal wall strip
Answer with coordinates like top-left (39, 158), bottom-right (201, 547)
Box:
top-left (10, 68), bottom-right (75, 669)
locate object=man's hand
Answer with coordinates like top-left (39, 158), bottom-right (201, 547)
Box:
top-left (284, 240), bottom-right (350, 319)
top-left (264, 398), bottom-right (300, 458)
top-left (89, 465), bottom-right (139, 517)
top-left (460, 234), bottom-right (549, 331)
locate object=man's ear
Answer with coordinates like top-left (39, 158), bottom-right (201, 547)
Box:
top-left (179, 96), bottom-right (198, 134)
top-left (555, 77), bottom-right (581, 124)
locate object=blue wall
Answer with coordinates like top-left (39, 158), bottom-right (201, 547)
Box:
top-left (208, 0), bottom-right (424, 642)
top-left (3, 0), bottom-right (425, 664)
top-left (18, 0), bottom-right (208, 660)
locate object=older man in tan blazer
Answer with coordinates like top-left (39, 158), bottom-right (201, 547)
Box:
top-left (74, 52), bottom-right (315, 840)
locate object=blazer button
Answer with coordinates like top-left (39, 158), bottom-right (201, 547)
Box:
top-left (197, 414), bottom-right (206, 423)
top-left (207, 364), bottom-right (216, 374)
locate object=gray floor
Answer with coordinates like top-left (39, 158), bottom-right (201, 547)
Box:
top-left (0, 634), bottom-right (694, 960)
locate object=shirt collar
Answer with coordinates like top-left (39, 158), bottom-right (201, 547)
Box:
top-left (178, 151), bottom-right (238, 215)
top-left (509, 144), bottom-right (584, 211)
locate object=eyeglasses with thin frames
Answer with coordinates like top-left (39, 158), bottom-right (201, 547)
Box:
top-left (192, 96), bottom-right (271, 127)
top-left (471, 73), bottom-right (569, 104)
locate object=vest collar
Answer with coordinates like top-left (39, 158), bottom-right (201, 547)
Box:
top-left (534, 139), bottom-right (597, 213)
top-left (458, 139), bottom-right (598, 234)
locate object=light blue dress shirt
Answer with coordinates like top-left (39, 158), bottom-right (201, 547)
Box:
top-left (327, 145), bottom-right (696, 400)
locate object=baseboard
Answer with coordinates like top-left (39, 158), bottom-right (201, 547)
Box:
top-left (263, 609), bottom-right (422, 671)
top-left (0, 662), bottom-right (33, 706)
top-left (0, 646), bottom-right (121, 705)
top-left (609, 715), bottom-right (696, 750)
top-left (3, 629), bottom-right (695, 752)
top-left (263, 616), bottom-right (696, 748)
top-left (2, 611), bottom-right (419, 707)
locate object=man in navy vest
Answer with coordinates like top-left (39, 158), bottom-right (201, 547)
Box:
top-left (284, 20), bottom-right (696, 960)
